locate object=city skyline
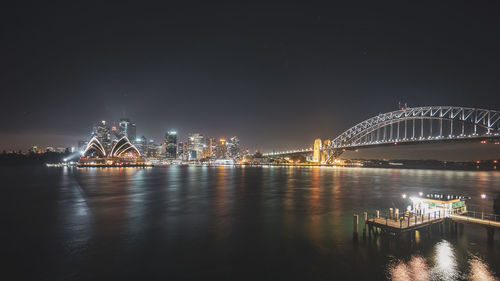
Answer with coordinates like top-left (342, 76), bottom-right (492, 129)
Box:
top-left (2, 2), bottom-right (500, 156)
top-left (6, 111), bottom-right (500, 163)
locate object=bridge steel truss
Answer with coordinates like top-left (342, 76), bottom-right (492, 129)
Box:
top-left (326, 106), bottom-right (500, 160)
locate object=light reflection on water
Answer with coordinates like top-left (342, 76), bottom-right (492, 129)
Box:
top-left (430, 240), bottom-right (459, 281)
top-left (388, 240), bottom-right (498, 281)
top-left (468, 255), bottom-right (499, 281)
top-left (3, 166), bottom-right (500, 280)
top-left (388, 255), bottom-right (429, 281)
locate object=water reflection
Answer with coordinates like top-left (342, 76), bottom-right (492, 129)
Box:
top-left (468, 255), bottom-right (498, 281)
top-left (388, 240), bottom-right (497, 281)
top-left (430, 240), bottom-right (458, 281)
top-left (388, 256), bottom-right (429, 281)
top-left (57, 167), bottom-right (93, 266)
top-left (11, 166), bottom-right (498, 280)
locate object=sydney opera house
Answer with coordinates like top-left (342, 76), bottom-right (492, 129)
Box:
top-left (78, 136), bottom-right (148, 166)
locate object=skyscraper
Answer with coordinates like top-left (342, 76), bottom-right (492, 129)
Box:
top-left (227, 136), bottom-right (240, 159)
top-left (177, 142), bottom-right (184, 160)
top-left (145, 139), bottom-right (161, 158)
top-left (179, 141), bottom-right (189, 161)
top-left (216, 138), bottom-right (227, 159)
top-left (165, 131), bottom-right (177, 159)
top-left (92, 120), bottom-right (111, 148)
top-left (135, 136), bottom-right (147, 155)
top-left (118, 118), bottom-right (136, 141)
top-left (188, 133), bottom-right (205, 160)
top-left (110, 125), bottom-right (119, 141)
top-left (208, 137), bottom-right (215, 158)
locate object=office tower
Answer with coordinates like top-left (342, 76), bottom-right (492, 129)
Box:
top-left (119, 118), bottom-right (136, 141)
top-left (227, 136), bottom-right (240, 158)
top-left (216, 138), bottom-right (227, 159)
top-left (165, 131), bottom-right (178, 159)
top-left (92, 120), bottom-right (111, 148)
top-left (188, 133), bottom-right (205, 160)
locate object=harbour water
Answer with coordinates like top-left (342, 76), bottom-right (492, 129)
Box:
top-left (3, 166), bottom-right (500, 280)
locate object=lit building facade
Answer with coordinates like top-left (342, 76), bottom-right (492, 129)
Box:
top-left (165, 131), bottom-right (177, 159)
top-left (135, 136), bottom-right (147, 155)
top-left (92, 121), bottom-right (111, 148)
top-left (179, 141), bottom-right (189, 161)
top-left (227, 136), bottom-right (240, 159)
top-left (118, 118), bottom-right (136, 142)
top-left (188, 133), bottom-right (206, 160)
top-left (216, 138), bottom-right (227, 159)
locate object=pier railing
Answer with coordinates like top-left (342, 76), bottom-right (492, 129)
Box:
top-left (367, 209), bottom-right (449, 230)
top-left (452, 210), bottom-right (500, 226)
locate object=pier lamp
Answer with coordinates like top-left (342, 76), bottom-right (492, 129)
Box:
top-left (419, 192), bottom-right (423, 197)
top-left (481, 194), bottom-right (486, 220)
top-left (402, 194), bottom-right (407, 199)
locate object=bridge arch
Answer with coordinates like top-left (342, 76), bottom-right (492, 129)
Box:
top-left (326, 106), bottom-right (500, 158)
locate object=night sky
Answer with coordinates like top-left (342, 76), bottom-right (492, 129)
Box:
top-left (2, 2), bottom-right (500, 155)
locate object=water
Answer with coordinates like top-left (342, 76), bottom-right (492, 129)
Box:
top-left (3, 166), bottom-right (500, 280)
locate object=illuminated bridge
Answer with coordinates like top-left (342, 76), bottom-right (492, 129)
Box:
top-left (265, 106), bottom-right (500, 163)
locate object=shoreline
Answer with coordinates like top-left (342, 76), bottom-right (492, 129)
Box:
top-left (41, 162), bottom-right (499, 171)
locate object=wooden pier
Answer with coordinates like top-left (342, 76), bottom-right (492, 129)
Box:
top-left (354, 194), bottom-right (500, 242)
top-left (365, 209), bottom-right (449, 238)
top-left (359, 209), bottom-right (500, 242)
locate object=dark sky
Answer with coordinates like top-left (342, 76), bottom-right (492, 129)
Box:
top-left (1, 1), bottom-right (500, 153)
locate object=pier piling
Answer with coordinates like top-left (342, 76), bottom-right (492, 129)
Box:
top-left (487, 228), bottom-right (495, 244)
top-left (363, 212), bottom-right (367, 239)
top-left (353, 214), bottom-right (359, 241)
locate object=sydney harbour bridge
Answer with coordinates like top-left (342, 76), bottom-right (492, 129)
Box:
top-left (265, 106), bottom-right (500, 163)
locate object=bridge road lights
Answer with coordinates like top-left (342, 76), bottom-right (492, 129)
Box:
top-left (481, 194), bottom-right (486, 220)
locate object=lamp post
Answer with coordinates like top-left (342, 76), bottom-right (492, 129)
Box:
top-left (481, 194), bottom-right (486, 220)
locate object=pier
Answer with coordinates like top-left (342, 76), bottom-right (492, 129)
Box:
top-left (366, 209), bottom-right (448, 237)
top-left (355, 194), bottom-right (500, 242)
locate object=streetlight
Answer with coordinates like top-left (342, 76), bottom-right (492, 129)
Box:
top-left (418, 192), bottom-right (423, 197)
top-left (481, 194), bottom-right (486, 220)
top-left (402, 194), bottom-right (407, 199)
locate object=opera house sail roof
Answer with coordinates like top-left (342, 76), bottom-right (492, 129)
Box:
top-left (79, 136), bottom-right (145, 166)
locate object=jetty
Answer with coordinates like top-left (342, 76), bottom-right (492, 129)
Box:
top-left (354, 194), bottom-right (500, 242)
